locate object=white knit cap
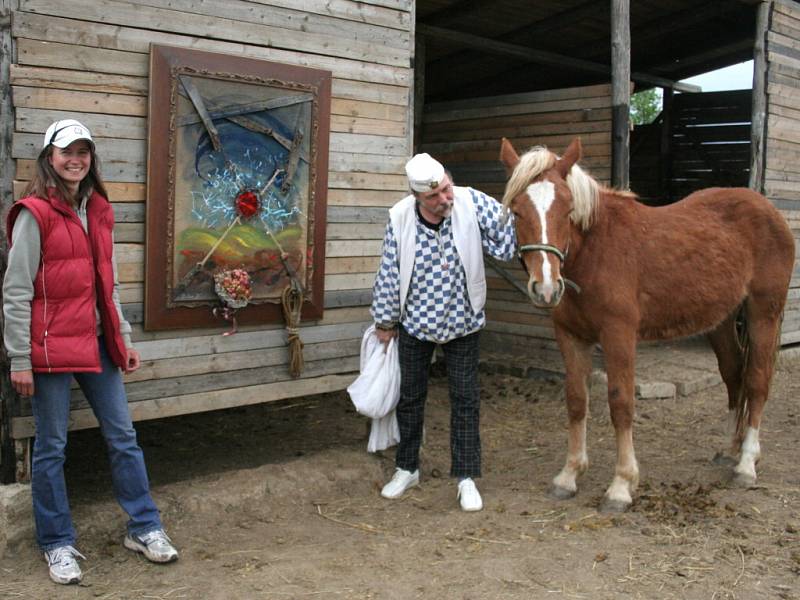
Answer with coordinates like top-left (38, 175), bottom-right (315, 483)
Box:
top-left (405, 153), bottom-right (445, 192)
top-left (43, 119), bottom-right (94, 149)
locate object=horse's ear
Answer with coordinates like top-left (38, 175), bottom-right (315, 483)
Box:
top-left (556, 138), bottom-right (582, 178)
top-left (499, 137), bottom-right (519, 176)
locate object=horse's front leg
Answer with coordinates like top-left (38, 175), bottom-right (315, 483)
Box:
top-left (599, 327), bottom-right (639, 512)
top-left (551, 326), bottom-right (594, 499)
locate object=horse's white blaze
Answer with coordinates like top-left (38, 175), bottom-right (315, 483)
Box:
top-left (526, 181), bottom-right (557, 301)
top-left (734, 426), bottom-right (760, 480)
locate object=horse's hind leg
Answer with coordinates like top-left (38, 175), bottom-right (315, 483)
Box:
top-left (707, 312), bottom-right (743, 466)
top-left (732, 294), bottom-right (784, 487)
top-left (551, 327), bottom-right (594, 500)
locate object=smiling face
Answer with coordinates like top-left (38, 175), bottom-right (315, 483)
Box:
top-left (48, 140), bottom-right (92, 194)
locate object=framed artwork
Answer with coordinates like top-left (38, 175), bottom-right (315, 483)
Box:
top-left (145, 44), bottom-right (331, 330)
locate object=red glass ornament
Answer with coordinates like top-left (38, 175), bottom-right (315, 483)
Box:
top-left (235, 190), bottom-right (259, 218)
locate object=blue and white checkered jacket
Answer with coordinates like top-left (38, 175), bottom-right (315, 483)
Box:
top-left (371, 187), bottom-right (516, 343)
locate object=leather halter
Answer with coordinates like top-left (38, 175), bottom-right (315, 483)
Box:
top-left (517, 243), bottom-right (581, 294)
top-left (518, 243), bottom-right (565, 263)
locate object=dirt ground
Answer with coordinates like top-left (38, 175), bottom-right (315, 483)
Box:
top-left (1, 352), bottom-right (798, 600)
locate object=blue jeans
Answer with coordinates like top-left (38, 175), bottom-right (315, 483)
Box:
top-left (30, 337), bottom-right (162, 551)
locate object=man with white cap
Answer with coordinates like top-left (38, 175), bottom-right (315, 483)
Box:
top-left (371, 153), bottom-right (516, 511)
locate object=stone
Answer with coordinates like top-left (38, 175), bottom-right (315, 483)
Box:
top-left (636, 381), bottom-right (677, 400)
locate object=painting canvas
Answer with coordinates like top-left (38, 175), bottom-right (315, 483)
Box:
top-left (145, 45), bottom-right (330, 330)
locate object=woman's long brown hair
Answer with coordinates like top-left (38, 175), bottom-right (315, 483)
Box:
top-left (22, 143), bottom-right (109, 203)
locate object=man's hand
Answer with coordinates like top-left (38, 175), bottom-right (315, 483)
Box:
top-left (375, 326), bottom-right (398, 347)
top-left (11, 370), bottom-right (34, 397)
top-left (124, 347), bottom-right (141, 374)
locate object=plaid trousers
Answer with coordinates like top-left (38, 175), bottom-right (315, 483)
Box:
top-left (395, 327), bottom-right (481, 478)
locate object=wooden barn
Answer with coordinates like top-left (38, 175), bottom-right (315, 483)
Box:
top-left (0, 0), bottom-right (798, 483)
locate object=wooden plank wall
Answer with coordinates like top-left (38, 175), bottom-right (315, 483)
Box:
top-left (6, 0), bottom-right (414, 437)
top-left (628, 120), bottom-right (662, 204)
top-left (630, 90), bottom-right (753, 206)
top-left (764, 0), bottom-right (800, 344)
top-left (668, 90), bottom-right (752, 202)
top-left (419, 84), bottom-right (613, 353)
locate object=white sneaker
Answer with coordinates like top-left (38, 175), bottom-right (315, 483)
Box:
top-left (124, 529), bottom-right (179, 563)
top-left (44, 545), bottom-right (85, 585)
top-left (380, 468), bottom-right (420, 499)
top-left (457, 478), bottom-right (483, 512)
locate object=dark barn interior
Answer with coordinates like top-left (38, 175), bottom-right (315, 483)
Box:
top-left (414, 0), bottom-right (763, 203)
top-left (415, 0), bottom-right (758, 102)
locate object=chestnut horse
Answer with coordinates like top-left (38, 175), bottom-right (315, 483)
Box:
top-left (500, 137), bottom-right (795, 511)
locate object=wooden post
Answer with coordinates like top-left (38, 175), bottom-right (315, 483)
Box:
top-left (611, 0), bottom-right (631, 190)
top-left (749, 0), bottom-right (771, 192)
top-left (413, 36), bottom-right (426, 153)
top-left (0, 0), bottom-right (19, 484)
top-left (660, 88), bottom-right (674, 203)
top-left (0, 1), bottom-right (15, 210)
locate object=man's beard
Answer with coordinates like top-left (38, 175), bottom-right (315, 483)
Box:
top-left (436, 202), bottom-right (453, 217)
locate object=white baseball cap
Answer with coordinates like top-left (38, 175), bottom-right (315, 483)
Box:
top-left (405, 153), bottom-right (445, 192)
top-left (43, 119), bottom-right (94, 149)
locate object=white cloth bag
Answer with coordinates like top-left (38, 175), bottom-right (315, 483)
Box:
top-left (347, 325), bottom-right (401, 452)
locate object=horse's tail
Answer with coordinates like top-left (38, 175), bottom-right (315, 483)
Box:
top-left (733, 304), bottom-right (783, 442)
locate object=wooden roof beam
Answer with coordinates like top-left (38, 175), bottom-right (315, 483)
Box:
top-left (509, 0), bottom-right (606, 39)
top-left (631, 2), bottom-right (746, 46)
top-left (417, 24), bottom-right (701, 92)
top-left (649, 39), bottom-right (754, 77)
top-left (421, 0), bottom-right (487, 27)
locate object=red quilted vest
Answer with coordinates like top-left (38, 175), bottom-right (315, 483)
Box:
top-left (6, 189), bottom-right (128, 373)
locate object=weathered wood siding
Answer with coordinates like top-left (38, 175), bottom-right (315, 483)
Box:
top-left (669, 91), bottom-right (753, 200)
top-left (763, 0), bottom-right (800, 344)
top-left (419, 84), bottom-right (613, 352)
top-left (630, 90), bottom-right (753, 206)
top-left (6, 0), bottom-right (413, 437)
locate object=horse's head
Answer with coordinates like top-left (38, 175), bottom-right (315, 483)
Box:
top-left (500, 137), bottom-right (590, 308)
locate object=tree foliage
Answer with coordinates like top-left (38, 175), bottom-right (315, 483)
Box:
top-left (630, 88), bottom-right (662, 125)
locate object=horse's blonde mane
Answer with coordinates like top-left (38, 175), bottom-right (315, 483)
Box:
top-left (502, 145), bottom-right (600, 231)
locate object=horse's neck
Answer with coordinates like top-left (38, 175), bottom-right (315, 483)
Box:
top-left (566, 225), bottom-right (586, 266)
top-left (566, 192), bottom-right (615, 260)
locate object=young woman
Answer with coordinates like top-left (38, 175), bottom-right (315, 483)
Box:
top-left (3, 119), bottom-right (179, 584)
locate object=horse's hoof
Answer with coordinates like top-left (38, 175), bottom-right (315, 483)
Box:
top-left (549, 484), bottom-right (577, 500)
top-left (731, 472), bottom-right (756, 488)
top-left (600, 497), bottom-right (631, 513)
top-left (712, 452), bottom-right (736, 467)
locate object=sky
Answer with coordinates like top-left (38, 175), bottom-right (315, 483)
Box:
top-left (679, 60), bottom-right (754, 91)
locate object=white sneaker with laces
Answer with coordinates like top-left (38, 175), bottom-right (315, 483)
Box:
top-left (124, 529), bottom-right (179, 563)
top-left (380, 468), bottom-right (419, 499)
top-left (44, 545), bottom-right (85, 585)
top-left (457, 478), bottom-right (483, 512)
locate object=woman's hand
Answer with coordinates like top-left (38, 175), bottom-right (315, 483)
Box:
top-left (124, 348), bottom-right (141, 374)
top-left (11, 370), bottom-right (34, 397)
